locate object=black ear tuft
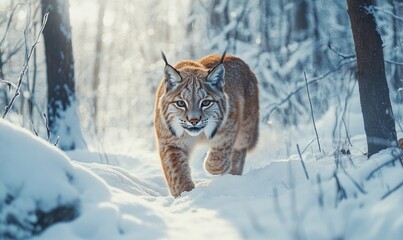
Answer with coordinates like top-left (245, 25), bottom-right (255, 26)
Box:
top-left (219, 49), bottom-right (227, 64)
top-left (161, 51), bottom-right (182, 90)
top-left (206, 63), bottom-right (225, 88)
top-left (161, 51), bottom-right (169, 65)
top-left (206, 49), bottom-right (227, 88)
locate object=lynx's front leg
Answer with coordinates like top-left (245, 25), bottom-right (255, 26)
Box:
top-left (159, 146), bottom-right (195, 197)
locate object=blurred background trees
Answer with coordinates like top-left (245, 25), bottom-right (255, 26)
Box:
top-left (0, 0), bottom-right (401, 154)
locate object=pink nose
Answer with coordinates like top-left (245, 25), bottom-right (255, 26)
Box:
top-left (188, 118), bottom-right (199, 126)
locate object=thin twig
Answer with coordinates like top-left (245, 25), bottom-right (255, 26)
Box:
top-left (334, 172), bottom-right (347, 207)
top-left (31, 122), bottom-right (39, 136)
top-left (297, 144), bottom-right (309, 180)
top-left (301, 139), bottom-right (316, 155)
top-left (365, 152), bottom-right (401, 181)
top-left (54, 136), bottom-right (60, 147)
top-left (2, 12), bottom-right (48, 119)
top-left (328, 43), bottom-right (356, 60)
top-left (0, 79), bottom-right (17, 90)
top-left (43, 113), bottom-right (51, 141)
top-left (342, 168), bottom-right (366, 194)
top-left (381, 181), bottom-right (403, 200)
top-left (304, 72), bottom-right (322, 153)
top-left (342, 117), bottom-right (352, 147)
top-left (265, 58), bottom-right (355, 121)
top-left (373, 6), bottom-right (403, 22)
top-left (385, 59), bottom-right (403, 66)
top-left (0, 3), bottom-right (25, 48)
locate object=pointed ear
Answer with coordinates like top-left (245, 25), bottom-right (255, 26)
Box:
top-left (164, 65), bottom-right (182, 89)
top-left (206, 63), bottom-right (225, 88)
top-left (161, 51), bottom-right (181, 89)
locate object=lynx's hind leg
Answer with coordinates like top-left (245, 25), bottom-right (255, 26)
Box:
top-left (229, 148), bottom-right (246, 175)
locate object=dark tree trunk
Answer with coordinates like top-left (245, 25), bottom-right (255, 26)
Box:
top-left (390, 0), bottom-right (403, 99)
top-left (259, 0), bottom-right (270, 52)
top-left (41, 0), bottom-right (86, 150)
top-left (292, 0), bottom-right (309, 41)
top-left (312, 0), bottom-right (322, 76)
top-left (347, 0), bottom-right (397, 157)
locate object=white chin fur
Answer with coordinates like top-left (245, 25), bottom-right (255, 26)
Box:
top-left (185, 129), bottom-right (203, 137)
top-left (203, 120), bottom-right (218, 139)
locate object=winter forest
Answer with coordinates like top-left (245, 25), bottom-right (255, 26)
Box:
top-left (1, 0), bottom-right (403, 239)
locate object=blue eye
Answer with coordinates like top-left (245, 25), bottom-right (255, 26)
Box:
top-left (176, 100), bottom-right (186, 108)
top-left (201, 100), bottom-right (212, 107)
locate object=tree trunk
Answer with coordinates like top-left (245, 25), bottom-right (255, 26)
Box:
top-left (259, 0), bottom-right (270, 52)
top-left (346, 0), bottom-right (397, 157)
top-left (391, 0), bottom-right (403, 100)
top-left (92, 0), bottom-right (106, 134)
top-left (41, 0), bottom-right (86, 150)
top-left (292, 0), bottom-right (309, 42)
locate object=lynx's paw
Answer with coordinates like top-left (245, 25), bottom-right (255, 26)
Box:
top-left (172, 181), bottom-right (195, 198)
top-left (204, 152), bottom-right (231, 175)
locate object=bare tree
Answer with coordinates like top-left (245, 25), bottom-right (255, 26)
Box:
top-left (292, 0), bottom-right (309, 42)
top-left (347, 0), bottom-right (397, 157)
top-left (389, 0), bottom-right (403, 98)
top-left (41, 0), bottom-right (86, 150)
top-left (92, 0), bottom-right (106, 134)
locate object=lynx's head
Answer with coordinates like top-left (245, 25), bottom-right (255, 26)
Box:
top-left (158, 51), bottom-right (229, 139)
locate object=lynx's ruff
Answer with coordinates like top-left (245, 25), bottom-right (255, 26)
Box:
top-left (154, 52), bottom-right (259, 197)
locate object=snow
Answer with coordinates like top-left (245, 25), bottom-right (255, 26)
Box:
top-left (50, 97), bottom-right (87, 151)
top-left (2, 0), bottom-right (402, 238)
top-left (1, 113), bottom-right (403, 239)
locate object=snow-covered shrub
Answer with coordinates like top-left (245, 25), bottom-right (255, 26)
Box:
top-left (0, 119), bottom-right (109, 239)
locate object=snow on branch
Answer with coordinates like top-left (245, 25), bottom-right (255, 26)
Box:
top-left (373, 6), bottom-right (403, 22)
top-left (365, 148), bottom-right (403, 181)
top-left (264, 58), bottom-right (355, 121)
top-left (2, 12), bottom-right (49, 119)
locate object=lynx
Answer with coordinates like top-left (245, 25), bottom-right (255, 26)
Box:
top-left (154, 51), bottom-right (259, 197)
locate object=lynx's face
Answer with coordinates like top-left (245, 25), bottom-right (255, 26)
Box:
top-left (159, 60), bottom-right (228, 139)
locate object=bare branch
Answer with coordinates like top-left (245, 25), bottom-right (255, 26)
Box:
top-left (366, 150), bottom-right (402, 180)
top-left (381, 181), bottom-right (403, 200)
top-left (342, 168), bottom-right (366, 194)
top-left (0, 3), bottom-right (25, 48)
top-left (301, 138), bottom-right (316, 154)
top-left (264, 58), bottom-right (355, 120)
top-left (373, 6), bottom-right (403, 22)
top-left (328, 44), bottom-right (403, 66)
top-left (304, 72), bottom-right (322, 153)
top-left (328, 43), bottom-right (356, 60)
top-left (2, 40), bottom-right (25, 63)
top-left (334, 172), bottom-right (347, 207)
top-left (31, 122), bottom-right (39, 136)
top-left (297, 144), bottom-right (309, 180)
top-left (2, 12), bottom-right (48, 119)
top-left (385, 59), bottom-right (403, 66)
top-left (0, 79), bottom-right (17, 90)
top-left (43, 113), bottom-right (51, 141)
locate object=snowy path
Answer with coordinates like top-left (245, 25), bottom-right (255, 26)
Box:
top-left (1, 119), bottom-right (403, 239)
top-left (67, 144), bottom-right (403, 240)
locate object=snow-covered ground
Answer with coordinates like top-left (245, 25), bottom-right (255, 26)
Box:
top-left (1, 113), bottom-right (403, 239)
